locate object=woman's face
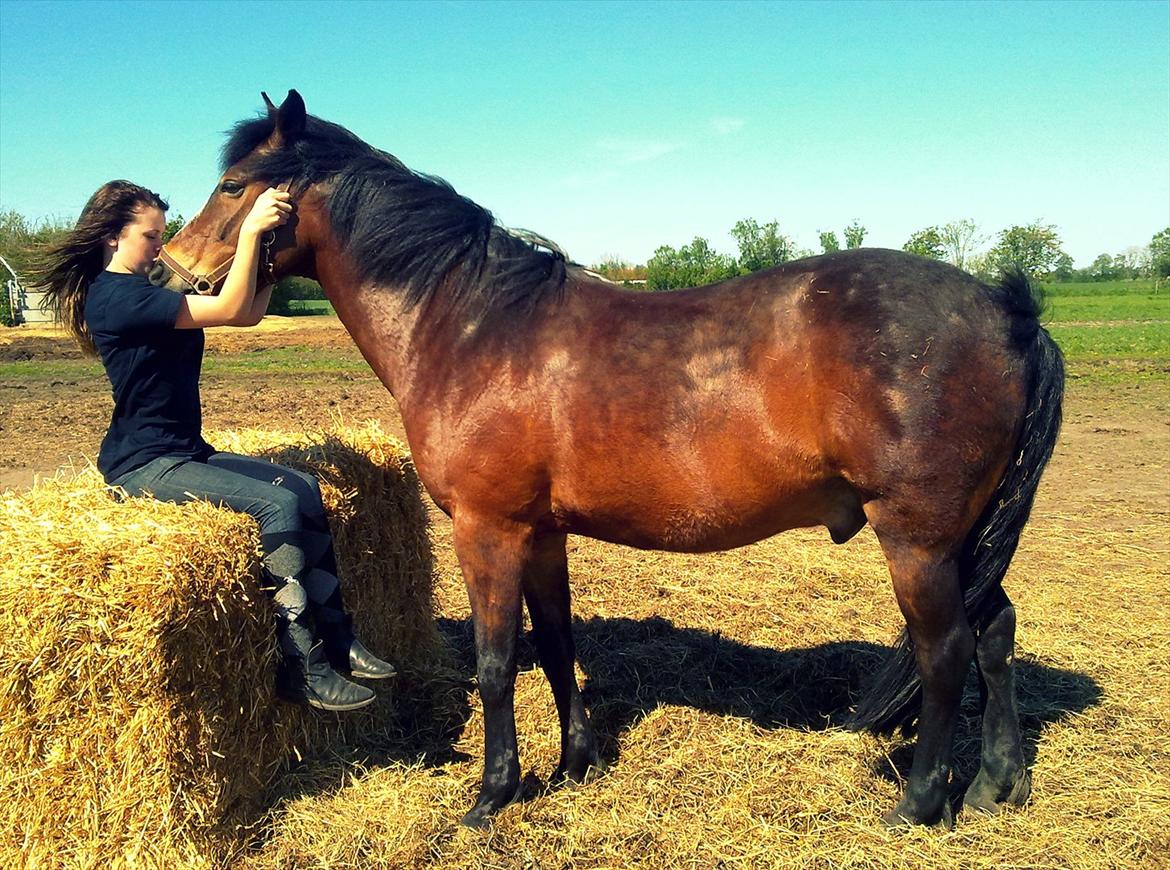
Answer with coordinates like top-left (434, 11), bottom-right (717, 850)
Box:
top-left (108, 206), bottom-right (166, 275)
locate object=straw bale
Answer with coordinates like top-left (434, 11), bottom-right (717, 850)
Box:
top-left (0, 422), bottom-right (447, 868)
top-left (208, 421), bottom-right (446, 690)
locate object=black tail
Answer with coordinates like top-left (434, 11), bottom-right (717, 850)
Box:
top-left (848, 270), bottom-right (1065, 734)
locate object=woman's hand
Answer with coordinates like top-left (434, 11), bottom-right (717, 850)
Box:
top-left (240, 188), bottom-right (293, 239)
top-left (175, 187), bottom-right (292, 329)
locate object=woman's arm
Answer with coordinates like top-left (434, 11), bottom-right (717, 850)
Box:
top-left (236, 283), bottom-right (275, 327)
top-left (174, 188), bottom-right (292, 329)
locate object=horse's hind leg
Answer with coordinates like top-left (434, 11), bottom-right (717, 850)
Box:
top-left (521, 533), bottom-right (600, 784)
top-left (454, 513), bottom-right (528, 829)
top-left (963, 588), bottom-right (1031, 815)
top-left (879, 542), bottom-right (975, 829)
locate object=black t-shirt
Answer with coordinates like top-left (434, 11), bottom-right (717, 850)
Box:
top-left (84, 271), bottom-right (212, 482)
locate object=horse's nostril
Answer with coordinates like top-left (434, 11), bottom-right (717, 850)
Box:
top-left (147, 261), bottom-right (170, 287)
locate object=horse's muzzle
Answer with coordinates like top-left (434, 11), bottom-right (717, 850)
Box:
top-left (148, 259), bottom-right (209, 294)
top-left (147, 260), bottom-right (171, 288)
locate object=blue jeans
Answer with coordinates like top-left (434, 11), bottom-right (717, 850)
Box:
top-left (112, 452), bottom-right (337, 590)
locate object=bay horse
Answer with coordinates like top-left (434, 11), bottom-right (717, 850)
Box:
top-left (153, 90), bottom-right (1063, 830)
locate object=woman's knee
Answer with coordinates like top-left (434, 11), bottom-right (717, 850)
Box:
top-left (271, 465), bottom-right (325, 514)
top-left (253, 485), bottom-right (304, 534)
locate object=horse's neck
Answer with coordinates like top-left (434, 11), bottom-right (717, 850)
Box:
top-left (313, 247), bottom-right (427, 405)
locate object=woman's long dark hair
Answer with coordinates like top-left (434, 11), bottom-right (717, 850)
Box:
top-left (36, 181), bottom-right (167, 355)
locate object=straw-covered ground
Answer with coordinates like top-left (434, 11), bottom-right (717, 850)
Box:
top-left (2, 317), bottom-right (1168, 868)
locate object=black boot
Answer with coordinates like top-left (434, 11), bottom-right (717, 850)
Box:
top-left (276, 641), bottom-right (377, 712)
top-left (272, 577), bottom-right (376, 711)
top-left (348, 637), bottom-right (397, 680)
top-left (318, 610), bottom-right (398, 681)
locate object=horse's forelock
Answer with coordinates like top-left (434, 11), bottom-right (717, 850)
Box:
top-left (219, 116), bottom-right (277, 174)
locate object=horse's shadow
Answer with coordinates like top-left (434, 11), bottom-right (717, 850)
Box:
top-left (434, 613), bottom-right (1101, 785)
top-left (266, 612), bottom-right (1099, 821)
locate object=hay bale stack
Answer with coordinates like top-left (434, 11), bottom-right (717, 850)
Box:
top-left (0, 423), bottom-right (440, 867)
top-left (209, 422), bottom-right (443, 682)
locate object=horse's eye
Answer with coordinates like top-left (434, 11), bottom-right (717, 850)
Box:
top-left (219, 180), bottom-right (245, 196)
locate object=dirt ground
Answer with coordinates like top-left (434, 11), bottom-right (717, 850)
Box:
top-left (0, 319), bottom-right (399, 490)
top-left (2, 317), bottom-right (1167, 533)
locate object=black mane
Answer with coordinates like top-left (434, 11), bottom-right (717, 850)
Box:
top-left (221, 114), bottom-right (566, 315)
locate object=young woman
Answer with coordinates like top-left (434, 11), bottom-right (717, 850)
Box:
top-left (38, 180), bottom-right (394, 712)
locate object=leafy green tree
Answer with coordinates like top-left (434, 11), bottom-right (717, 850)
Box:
top-left (1085, 253), bottom-right (1119, 282)
top-left (818, 231), bottom-right (840, 254)
top-left (163, 214), bottom-right (185, 243)
top-left (268, 277), bottom-right (328, 316)
top-left (903, 227), bottom-right (945, 260)
top-left (729, 219), bottom-right (793, 274)
top-left (964, 251), bottom-right (996, 283)
top-left (588, 255), bottom-right (648, 284)
top-left (988, 221), bottom-right (1068, 279)
top-left (591, 255), bottom-right (631, 277)
top-left (1050, 251), bottom-right (1076, 282)
top-left (0, 209), bottom-right (72, 277)
top-left (0, 209), bottom-right (34, 278)
top-left (1150, 227), bottom-right (1170, 279)
top-left (843, 220), bottom-right (867, 250)
top-left (939, 219), bottom-right (985, 272)
top-left (1115, 246), bottom-right (1150, 279)
top-left (646, 237), bottom-right (738, 290)
top-left (1, 210), bottom-right (36, 325)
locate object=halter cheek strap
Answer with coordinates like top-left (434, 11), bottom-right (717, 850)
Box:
top-left (158, 181), bottom-right (293, 296)
top-left (158, 246), bottom-right (236, 295)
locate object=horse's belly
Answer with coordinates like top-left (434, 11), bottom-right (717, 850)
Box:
top-left (548, 357), bottom-right (865, 551)
top-left (557, 475), bottom-right (866, 553)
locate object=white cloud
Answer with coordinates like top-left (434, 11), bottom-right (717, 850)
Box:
top-left (560, 136), bottom-right (684, 187)
top-left (596, 138), bottom-right (682, 165)
top-left (710, 117), bottom-right (745, 136)
top-left (561, 168), bottom-right (620, 189)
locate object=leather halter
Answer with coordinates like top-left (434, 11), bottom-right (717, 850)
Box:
top-left (158, 181), bottom-right (292, 295)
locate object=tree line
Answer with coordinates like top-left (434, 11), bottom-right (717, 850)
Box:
top-left (592, 220), bottom-right (1170, 291)
top-left (3, 206), bottom-right (1167, 325)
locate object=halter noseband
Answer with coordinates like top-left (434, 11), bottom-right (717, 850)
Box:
top-left (158, 182), bottom-right (292, 296)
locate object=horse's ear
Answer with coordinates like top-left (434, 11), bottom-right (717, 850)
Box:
top-left (273, 89), bottom-right (306, 147)
top-left (261, 91), bottom-right (278, 114)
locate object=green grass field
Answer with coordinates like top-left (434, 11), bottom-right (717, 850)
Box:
top-left (282, 299), bottom-right (335, 315)
top-left (1038, 279), bottom-right (1169, 384)
top-left (1040, 278), bottom-right (1163, 297)
top-left (1041, 278), bottom-right (1169, 323)
top-left (0, 345), bottom-right (368, 382)
top-left (1044, 292), bottom-right (1169, 322)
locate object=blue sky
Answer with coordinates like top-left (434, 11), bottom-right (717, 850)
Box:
top-left (1, 0), bottom-right (1167, 268)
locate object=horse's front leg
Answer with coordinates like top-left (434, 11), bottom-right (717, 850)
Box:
top-left (454, 511), bottom-right (529, 829)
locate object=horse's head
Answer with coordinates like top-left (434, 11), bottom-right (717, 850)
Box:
top-left (150, 90), bottom-right (312, 295)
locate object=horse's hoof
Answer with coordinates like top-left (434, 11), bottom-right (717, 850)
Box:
top-left (581, 757), bottom-right (606, 784)
top-left (962, 770), bottom-right (1031, 818)
top-left (459, 807), bottom-right (492, 830)
top-left (553, 752), bottom-right (605, 786)
top-left (458, 784), bottom-right (523, 829)
top-left (881, 799), bottom-right (954, 831)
